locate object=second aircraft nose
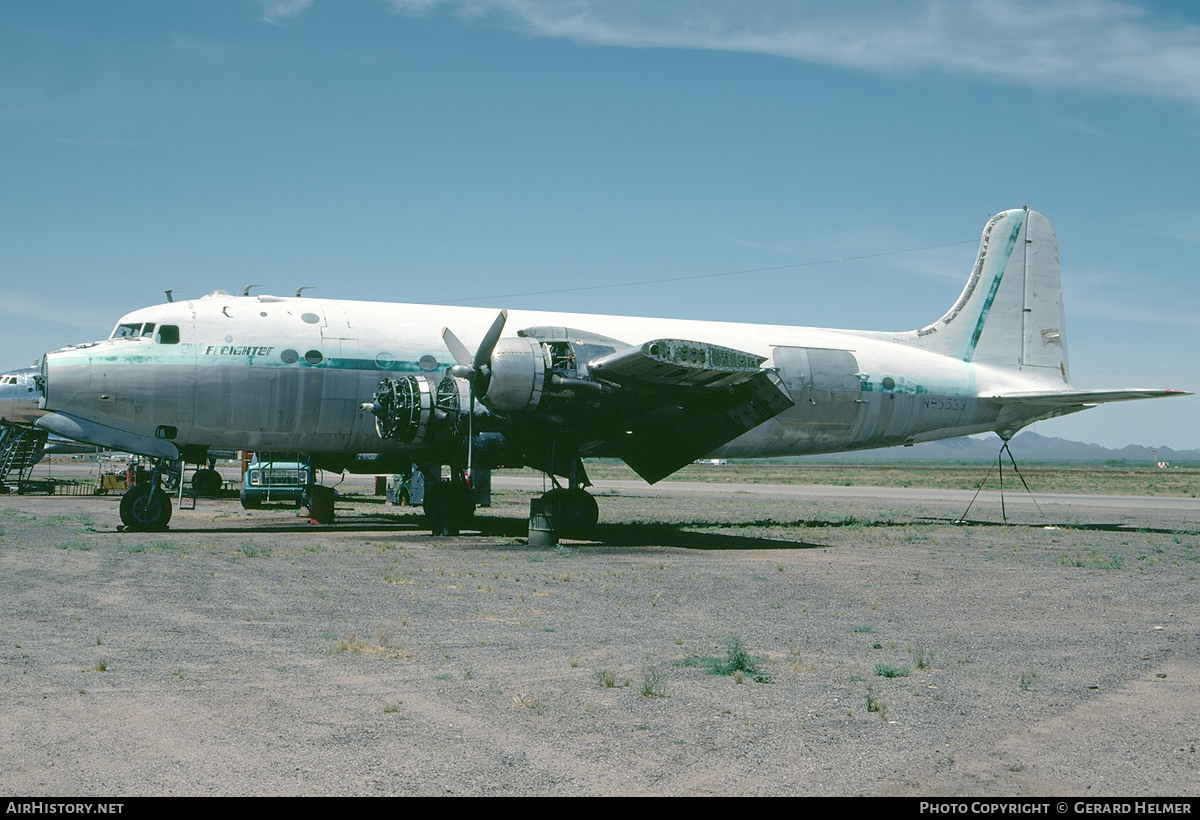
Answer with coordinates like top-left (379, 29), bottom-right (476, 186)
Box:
top-left (0, 365), bottom-right (45, 425)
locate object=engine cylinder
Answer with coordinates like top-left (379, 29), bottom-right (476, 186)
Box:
top-left (371, 375), bottom-right (435, 444)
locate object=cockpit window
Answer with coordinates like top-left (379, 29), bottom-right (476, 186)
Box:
top-left (112, 323), bottom-right (143, 339)
top-left (111, 322), bottom-right (179, 343)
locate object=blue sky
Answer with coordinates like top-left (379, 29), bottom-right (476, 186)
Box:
top-left (2, 0), bottom-right (1197, 448)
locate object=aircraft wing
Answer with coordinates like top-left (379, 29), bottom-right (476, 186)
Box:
top-left (993, 388), bottom-right (1192, 407)
top-left (588, 339), bottom-right (768, 391)
top-left (586, 339), bottom-right (795, 483)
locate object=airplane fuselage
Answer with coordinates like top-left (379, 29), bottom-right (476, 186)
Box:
top-left (38, 293), bottom-right (1057, 467)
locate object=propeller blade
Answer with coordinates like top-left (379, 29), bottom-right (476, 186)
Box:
top-left (441, 327), bottom-right (473, 368)
top-left (439, 309), bottom-right (507, 492)
top-left (473, 309), bottom-right (508, 372)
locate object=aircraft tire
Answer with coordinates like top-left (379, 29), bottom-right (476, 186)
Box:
top-left (192, 468), bottom-right (222, 496)
top-left (542, 488), bottom-right (598, 539)
top-left (423, 480), bottom-right (474, 536)
top-left (120, 484), bottom-right (172, 532)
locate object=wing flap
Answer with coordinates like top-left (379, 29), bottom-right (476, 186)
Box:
top-left (583, 338), bottom-right (795, 483)
top-left (612, 368), bottom-right (794, 484)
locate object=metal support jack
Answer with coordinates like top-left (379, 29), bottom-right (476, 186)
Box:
top-left (956, 439), bottom-right (1045, 524)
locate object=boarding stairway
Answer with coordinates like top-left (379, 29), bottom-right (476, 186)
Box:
top-left (0, 420), bottom-right (48, 492)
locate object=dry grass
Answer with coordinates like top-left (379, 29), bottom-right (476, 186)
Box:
top-left (576, 461), bottom-right (1199, 497)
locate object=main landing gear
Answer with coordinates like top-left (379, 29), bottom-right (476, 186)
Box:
top-left (422, 474), bottom-right (476, 536)
top-left (536, 485), bottom-right (598, 540)
top-left (190, 466), bottom-right (223, 497)
top-left (418, 466), bottom-right (598, 542)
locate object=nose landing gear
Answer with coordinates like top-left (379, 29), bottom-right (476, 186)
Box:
top-left (119, 482), bottom-right (172, 531)
top-left (118, 459), bottom-right (176, 532)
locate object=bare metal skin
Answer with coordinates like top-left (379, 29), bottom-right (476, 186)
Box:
top-left (2, 208), bottom-right (1189, 530)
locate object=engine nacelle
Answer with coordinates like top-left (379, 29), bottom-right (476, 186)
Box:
top-left (480, 337), bottom-right (547, 413)
top-left (479, 329), bottom-right (628, 414)
top-left (368, 327), bottom-right (624, 446)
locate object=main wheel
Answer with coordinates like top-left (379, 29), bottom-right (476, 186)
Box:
top-left (542, 488), bottom-right (599, 539)
top-left (120, 484), bottom-right (173, 532)
top-left (191, 468), bottom-right (222, 496)
top-left (423, 480), bottom-right (475, 536)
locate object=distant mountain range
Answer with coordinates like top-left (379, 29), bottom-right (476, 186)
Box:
top-left (795, 431), bottom-right (1200, 463)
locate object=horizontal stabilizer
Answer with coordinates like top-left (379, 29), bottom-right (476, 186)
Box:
top-left (993, 388), bottom-right (1192, 407)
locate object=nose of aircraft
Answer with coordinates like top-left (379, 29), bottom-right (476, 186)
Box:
top-left (0, 365), bottom-right (45, 425)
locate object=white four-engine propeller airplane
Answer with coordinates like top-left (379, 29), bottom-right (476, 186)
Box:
top-left (0, 208), bottom-right (1188, 532)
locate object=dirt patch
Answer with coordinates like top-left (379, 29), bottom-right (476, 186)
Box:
top-left (1, 484), bottom-right (1198, 796)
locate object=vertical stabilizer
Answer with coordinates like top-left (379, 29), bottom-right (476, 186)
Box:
top-left (913, 208), bottom-right (1070, 384)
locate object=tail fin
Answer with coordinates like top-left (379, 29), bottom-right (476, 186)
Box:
top-left (913, 208), bottom-right (1070, 384)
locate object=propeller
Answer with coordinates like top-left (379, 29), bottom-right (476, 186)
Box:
top-left (443, 309), bottom-right (507, 391)
top-left (440, 309), bottom-right (507, 478)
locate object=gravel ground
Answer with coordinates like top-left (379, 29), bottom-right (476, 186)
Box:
top-left (1, 478), bottom-right (1198, 796)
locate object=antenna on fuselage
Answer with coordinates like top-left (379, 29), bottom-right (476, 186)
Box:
top-left (165, 290), bottom-right (175, 303)
top-left (296, 286), bottom-right (316, 297)
top-left (242, 285), bottom-right (262, 296)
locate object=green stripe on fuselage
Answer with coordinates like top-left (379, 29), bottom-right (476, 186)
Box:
top-left (54, 348), bottom-right (450, 374)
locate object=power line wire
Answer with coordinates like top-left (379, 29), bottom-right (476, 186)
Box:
top-left (429, 238), bottom-right (977, 305)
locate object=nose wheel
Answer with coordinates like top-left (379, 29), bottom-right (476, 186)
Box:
top-left (119, 483), bottom-right (173, 532)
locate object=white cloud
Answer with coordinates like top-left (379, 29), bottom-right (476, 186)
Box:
top-left (259, 0), bottom-right (314, 25)
top-left (384, 0), bottom-right (1200, 104)
top-left (389, 0), bottom-right (447, 13)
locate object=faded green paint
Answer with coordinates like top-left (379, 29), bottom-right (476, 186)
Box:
top-left (50, 348), bottom-right (450, 375)
top-left (962, 215), bottom-right (1024, 362)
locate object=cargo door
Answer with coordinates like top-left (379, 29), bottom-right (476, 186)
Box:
top-left (771, 346), bottom-right (863, 449)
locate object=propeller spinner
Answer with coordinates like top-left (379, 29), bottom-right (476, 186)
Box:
top-left (442, 309), bottom-right (507, 393)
